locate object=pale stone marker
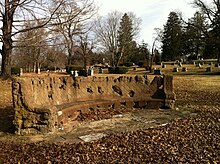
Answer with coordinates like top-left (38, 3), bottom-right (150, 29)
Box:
top-left (206, 67), bottom-right (212, 72)
top-left (172, 67), bottom-right (179, 72)
top-left (37, 68), bottom-right (41, 74)
top-left (182, 67), bottom-right (187, 72)
top-left (19, 68), bottom-right (23, 76)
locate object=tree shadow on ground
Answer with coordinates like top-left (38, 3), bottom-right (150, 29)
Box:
top-left (0, 106), bottom-right (15, 133)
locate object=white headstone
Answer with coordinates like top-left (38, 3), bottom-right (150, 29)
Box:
top-left (37, 68), bottom-right (41, 74)
top-left (74, 71), bottom-right (78, 77)
top-left (19, 68), bottom-right (23, 76)
top-left (90, 69), bottom-right (94, 76)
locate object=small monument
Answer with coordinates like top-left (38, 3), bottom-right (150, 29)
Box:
top-left (37, 68), bottom-right (41, 74)
top-left (154, 69), bottom-right (162, 75)
top-left (206, 67), bottom-right (212, 72)
top-left (182, 67), bottom-right (187, 72)
top-left (71, 70), bottom-right (78, 77)
top-left (19, 68), bottom-right (23, 76)
top-left (172, 67), bottom-right (179, 72)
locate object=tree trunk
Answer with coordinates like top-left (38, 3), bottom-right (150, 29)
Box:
top-left (1, 0), bottom-right (14, 79)
top-left (1, 31), bottom-right (13, 78)
top-left (111, 52), bottom-right (115, 67)
top-left (68, 50), bottom-right (72, 65)
top-left (33, 62), bottom-right (36, 73)
top-left (150, 40), bottom-right (156, 73)
top-left (218, 53), bottom-right (220, 64)
top-left (68, 42), bottom-right (74, 65)
top-left (83, 56), bottom-right (87, 70)
top-left (1, 43), bottom-right (12, 79)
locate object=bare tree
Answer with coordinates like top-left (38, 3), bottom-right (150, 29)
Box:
top-left (93, 11), bottom-right (121, 67)
top-left (73, 33), bottom-right (94, 71)
top-left (44, 46), bottom-right (67, 70)
top-left (127, 12), bottom-right (142, 40)
top-left (150, 28), bottom-right (162, 72)
top-left (0, 0), bottom-right (67, 79)
top-left (13, 21), bottom-right (49, 72)
top-left (93, 11), bottom-right (141, 67)
top-left (50, 0), bottom-right (97, 65)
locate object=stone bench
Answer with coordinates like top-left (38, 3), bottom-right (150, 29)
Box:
top-left (12, 75), bottom-right (175, 135)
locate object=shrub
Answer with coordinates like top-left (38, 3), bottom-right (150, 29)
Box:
top-left (137, 61), bottom-right (144, 67)
top-left (48, 66), bottom-right (60, 71)
top-left (78, 70), bottom-right (87, 76)
top-left (108, 67), bottom-right (115, 74)
top-left (108, 66), bottom-right (128, 74)
top-left (124, 62), bottom-right (133, 67)
top-left (66, 65), bottom-right (83, 74)
top-left (11, 66), bottom-right (21, 75)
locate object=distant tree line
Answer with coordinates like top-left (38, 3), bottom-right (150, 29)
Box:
top-left (161, 0), bottom-right (220, 63)
top-left (1, 0), bottom-right (219, 79)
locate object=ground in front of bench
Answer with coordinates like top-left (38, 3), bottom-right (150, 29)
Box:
top-left (36, 108), bottom-right (197, 143)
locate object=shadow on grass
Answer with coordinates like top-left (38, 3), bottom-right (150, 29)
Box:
top-left (161, 71), bottom-right (220, 76)
top-left (199, 71), bottom-right (220, 75)
top-left (0, 106), bottom-right (15, 134)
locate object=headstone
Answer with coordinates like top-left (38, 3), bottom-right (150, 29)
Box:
top-left (197, 63), bottom-right (202, 68)
top-left (19, 68), bottom-right (23, 76)
top-left (172, 67), bottom-right (179, 72)
top-left (74, 71), bottom-right (78, 77)
top-left (178, 62), bottom-right (182, 67)
top-left (215, 63), bottom-right (220, 68)
top-left (99, 68), bottom-right (103, 73)
top-left (154, 69), bottom-right (162, 75)
top-left (182, 67), bottom-right (187, 72)
top-left (162, 64), bottom-right (166, 68)
top-left (88, 68), bottom-right (94, 76)
top-left (206, 67), bottom-right (212, 72)
top-left (37, 68), bottom-right (41, 74)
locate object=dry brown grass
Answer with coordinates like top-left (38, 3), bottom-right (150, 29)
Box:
top-left (174, 75), bottom-right (220, 91)
top-left (0, 79), bottom-right (12, 108)
top-left (174, 75), bottom-right (220, 108)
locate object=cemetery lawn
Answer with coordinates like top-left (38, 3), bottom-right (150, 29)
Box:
top-left (0, 71), bottom-right (220, 163)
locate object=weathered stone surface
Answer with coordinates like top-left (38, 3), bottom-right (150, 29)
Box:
top-left (12, 75), bottom-right (175, 134)
top-left (163, 75), bottom-right (176, 109)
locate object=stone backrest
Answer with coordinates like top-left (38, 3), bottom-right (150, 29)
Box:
top-left (12, 75), bottom-right (175, 135)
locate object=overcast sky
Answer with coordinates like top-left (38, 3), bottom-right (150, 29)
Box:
top-left (94, 0), bottom-right (197, 47)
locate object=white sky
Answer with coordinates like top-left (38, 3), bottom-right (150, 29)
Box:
top-left (94, 0), bottom-right (197, 47)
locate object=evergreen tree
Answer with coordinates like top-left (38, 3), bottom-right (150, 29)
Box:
top-left (193, 0), bottom-right (220, 63)
top-left (183, 12), bottom-right (207, 59)
top-left (117, 13), bottom-right (134, 66)
top-left (129, 42), bottom-right (150, 67)
top-left (203, 10), bottom-right (220, 59)
top-left (161, 12), bottom-right (182, 61)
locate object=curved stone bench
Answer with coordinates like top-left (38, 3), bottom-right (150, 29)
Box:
top-left (12, 75), bottom-right (175, 135)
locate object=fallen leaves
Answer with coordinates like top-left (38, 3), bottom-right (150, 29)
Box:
top-left (0, 109), bottom-right (219, 163)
